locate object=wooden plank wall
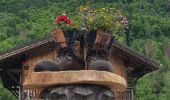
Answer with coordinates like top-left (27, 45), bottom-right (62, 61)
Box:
top-left (23, 45), bottom-right (57, 81)
top-left (110, 53), bottom-right (127, 82)
top-left (23, 45), bottom-right (127, 88)
top-left (22, 45), bottom-right (128, 99)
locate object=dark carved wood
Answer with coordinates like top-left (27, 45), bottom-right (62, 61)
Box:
top-left (40, 84), bottom-right (115, 100)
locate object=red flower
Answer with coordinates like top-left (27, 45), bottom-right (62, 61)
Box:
top-left (55, 15), bottom-right (72, 25)
top-left (66, 19), bottom-right (71, 25)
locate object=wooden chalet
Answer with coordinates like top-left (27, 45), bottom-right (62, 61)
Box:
top-left (0, 35), bottom-right (160, 100)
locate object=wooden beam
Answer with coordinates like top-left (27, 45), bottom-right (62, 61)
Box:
top-left (23, 70), bottom-right (127, 91)
top-left (8, 69), bottom-right (21, 74)
top-left (7, 71), bottom-right (19, 85)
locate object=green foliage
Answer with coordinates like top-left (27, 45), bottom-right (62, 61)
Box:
top-left (0, 82), bottom-right (16, 100)
top-left (133, 37), bottom-right (170, 100)
top-left (134, 57), bottom-right (170, 100)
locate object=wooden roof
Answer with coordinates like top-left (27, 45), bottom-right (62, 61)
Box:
top-left (0, 37), bottom-right (160, 70)
top-left (112, 40), bottom-right (160, 70)
top-left (0, 36), bottom-right (53, 61)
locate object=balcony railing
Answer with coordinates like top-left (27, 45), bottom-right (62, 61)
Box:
top-left (22, 87), bottom-right (134, 100)
top-left (115, 88), bottom-right (134, 100)
top-left (22, 88), bottom-right (41, 100)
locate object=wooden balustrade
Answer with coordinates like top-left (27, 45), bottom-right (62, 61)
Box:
top-left (22, 88), bottom-right (43, 100)
top-left (22, 88), bottom-right (133, 100)
top-left (115, 88), bottom-right (134, 100)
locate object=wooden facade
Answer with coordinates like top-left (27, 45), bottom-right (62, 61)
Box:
top-left (0, 36), bottom-right (160, 99)
top-left (22, 45), bottom-right (127, 86)
top-left (23, 44), bottom-right (57, 80)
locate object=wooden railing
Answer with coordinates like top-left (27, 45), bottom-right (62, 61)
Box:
top-left (22, 88), bottom-right (42, 100)
top-left (22, 88), bottom-right (133, 100)
top-left (115, 88), bottom-right (134, 100)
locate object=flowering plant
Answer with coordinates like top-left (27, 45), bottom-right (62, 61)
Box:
top-left (56, 15), bottom-right (71, 25)
top-left (55, 15), bottom-right (73, 30)
top-left (77, 4), bottom-right (124, 36)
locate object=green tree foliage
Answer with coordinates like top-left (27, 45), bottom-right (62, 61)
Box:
top-left (0, 0), bottom-right (170, 99)
top-left (0, 82), bottom-right (16, 100)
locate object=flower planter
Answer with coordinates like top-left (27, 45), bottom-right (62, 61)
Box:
top-left (51, 29), bottom-right (67, 48)
top-left (95, 29), bottom-right (112, 45)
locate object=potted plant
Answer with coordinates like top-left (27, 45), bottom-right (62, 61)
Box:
top-left (51, 14), bottom-right (71, 46)
top-left (77, 5), bottom-right (125, 43)
top-left (76, 5), bottom-right (125, 72)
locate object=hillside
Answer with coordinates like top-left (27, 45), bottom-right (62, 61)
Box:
top-left (0, 0), bottom-right (170, 99)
